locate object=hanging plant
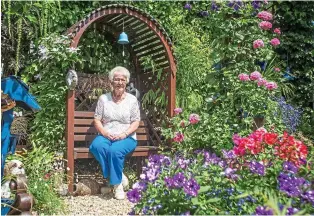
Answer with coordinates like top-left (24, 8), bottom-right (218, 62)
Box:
top-left (15, 18), bottom-right (22, 75)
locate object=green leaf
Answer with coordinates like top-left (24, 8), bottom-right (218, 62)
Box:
top-left (198, 186), bottom-right (211, 194)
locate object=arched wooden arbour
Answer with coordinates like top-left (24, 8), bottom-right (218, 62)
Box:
top-left (65, 4), bottom-right (176, 192)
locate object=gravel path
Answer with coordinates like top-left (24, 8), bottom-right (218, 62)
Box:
top-left (64, 194), bottom-right (134, 215)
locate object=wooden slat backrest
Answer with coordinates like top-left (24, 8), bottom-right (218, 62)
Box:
top-left (74, 111), bottom-right (149, 142)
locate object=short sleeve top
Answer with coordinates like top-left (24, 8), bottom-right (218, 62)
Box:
top-left (94, 93), bottom-right (140, 139)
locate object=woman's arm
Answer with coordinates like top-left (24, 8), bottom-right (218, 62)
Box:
top-left (112, 120), bottom-right (139, 141)
top-left (94, 118), bottom-right (115, 140)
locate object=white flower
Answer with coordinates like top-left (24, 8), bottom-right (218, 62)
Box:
top-left (66, 167), bottom-right (70, 171)
top-left (67, 47), bottom-right (79, 53)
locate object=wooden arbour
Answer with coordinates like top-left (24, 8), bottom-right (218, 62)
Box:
top-left (66, 4), bottom-right (176, 193)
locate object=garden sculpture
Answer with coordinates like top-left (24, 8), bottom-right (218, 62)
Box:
top-left (66, 69), bottom-right (78, 90)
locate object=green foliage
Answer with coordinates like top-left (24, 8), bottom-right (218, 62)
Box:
top-left (77, 28), bottom-right (132, 74)
top-left (22, 34), bottom-right (82, 151)
top-left (274, 2), bottom-right (314, 108)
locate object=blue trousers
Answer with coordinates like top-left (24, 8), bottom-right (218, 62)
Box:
top-left (89, 135), bottom-right (137, 185)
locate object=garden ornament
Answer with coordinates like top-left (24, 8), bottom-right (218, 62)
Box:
top-left (4, 159), bottom-right (25, 176)
top-left (118, 17), bottom-right (129, 57)
top-left (118, 32), bottom-right (129, 45)
top-left (66, 69), bottom-right (78, 90)
top-left (126, 82), bottom-right (140, 100)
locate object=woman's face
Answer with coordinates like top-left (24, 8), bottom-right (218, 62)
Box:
top-left (112, 71), bottom-right (127, 93)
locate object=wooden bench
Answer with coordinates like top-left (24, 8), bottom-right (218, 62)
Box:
top-left (67, 111), bottom-right (159, 192)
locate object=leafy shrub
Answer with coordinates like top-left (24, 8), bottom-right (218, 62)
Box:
top-left (11, 145), bottom-right (67, 214)
top-left (22, 34), bottom-right (82, 151)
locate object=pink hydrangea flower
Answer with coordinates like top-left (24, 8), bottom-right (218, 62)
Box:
top-left (265, 81), bottom-right (278, 90)
top-left (174, 108), bottom-right (183, 115)
top-left (274, 68), bottom-right (280, 72)
top-left (270, 38), bottom-right (280, 47)
top-left (253, 39), bottom-right (264, 49)
top-left (257, 11), bottom-right (273, 21)
top-left (189, 114), bottom-right (200, 124)
top-left (238, 73), bottom-right (250, 81)
top-left (259, 21), bottom-right (272, 30)
top-left (274, 28), bottom-right (281, 35)
top-left (250, 71), bottom-right (262, 80)
top-left (257, 78), bottom-right (267, 87)
top-left (173, 132), bottom-right (184, 143)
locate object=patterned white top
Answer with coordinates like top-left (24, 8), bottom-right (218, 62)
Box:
top-left (94, 93), bottom-right (141, 139)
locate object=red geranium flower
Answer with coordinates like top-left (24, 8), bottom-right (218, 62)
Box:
top-left (264, 132), bottom-right (278, 145)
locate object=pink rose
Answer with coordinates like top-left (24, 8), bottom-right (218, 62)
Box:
top-left (173, 132), bottom-right (184, 143)
top-left (257, 11), bottom-right (273, 21)
top-left (270, 38), bottom-right (280, 47)
top-left (174, 108), bottom-right (183, 115)
top-left (265, 81), bottom-right (278, 90)
top-left (189, 114), bottom-right (200, 125)
top-left (257, 78), bottom-right (267, 87)
top-left (238, 73), bottom-right (250, 81)
top-left (250, 71), bottom-right (262, 80)
top-left (259, 21), bottom-right (272, 30)
top-left (274, 68), bottom-right (280, 72)
top-left (253, 39), bottom-right (264, 49)
top-left (274, 28), bottom-right (281, 35)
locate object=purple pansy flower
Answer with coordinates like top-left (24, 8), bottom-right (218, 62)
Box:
top-left (127, 188), bottom-right (142, 203)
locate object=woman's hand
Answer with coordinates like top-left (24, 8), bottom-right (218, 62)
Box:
top-left (112, 133), bottom-right (128, 141)
top-left (103, 132), bottom-right (116, 141)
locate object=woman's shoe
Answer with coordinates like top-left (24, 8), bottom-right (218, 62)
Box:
top-left (113, 183), bottom-right (125, 200)
top-left (122, 173), bottom-right (129, 190)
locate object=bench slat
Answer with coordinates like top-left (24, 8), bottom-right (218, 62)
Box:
top-left (74, 119), bottom-right (146, 126)
top-left (75, 111), bottom-right (95, 118)
top-left (74, 127), bottom-right (147, 134)
top-left (73, 146), bottom-right (158, 159)
top-left (74, 134), bottom-right (148, 141)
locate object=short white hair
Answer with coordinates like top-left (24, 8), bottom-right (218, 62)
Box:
top-left (108, 66), bottom-right (130, 83)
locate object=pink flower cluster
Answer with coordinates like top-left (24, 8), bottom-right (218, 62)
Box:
top-left (274, 68), bottom-right (280, 72)
top-left (259, 21), bottom-right (272, 30)
top-left (274, 28), bottom-right (281, 35)
top-left (253, 39), bottom-right (264, 49)
top-left (250, 71), bottom-right (262, 80)
top-left (172, 112), bottom-right (201, 143)
top-left (189, 114), bottom-right (200, 125)
top-left (257, 79), bottom-right (267, 87)
top-left (238, 71), bottom-right (278, 91)
top-left (265, 81), bottom-right (278, 90)
top-left (257, 11), bottom-right (273, 21)
top-left (270, 38), bottom-right (280, 47)
top-left (173, 132), bottom-right (184, 143)
top-left (238, 73), bottom-right (250, 81)
top-left (174, 108), bottom-right (183, 115)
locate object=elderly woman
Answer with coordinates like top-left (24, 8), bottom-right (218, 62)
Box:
top-left (89, 66), bottom-right (140, 200)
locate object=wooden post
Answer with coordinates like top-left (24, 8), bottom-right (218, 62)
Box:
top-left (166, 67), bottom-right (176, 118)
top-left (66, 90), bottom-right (75, 193)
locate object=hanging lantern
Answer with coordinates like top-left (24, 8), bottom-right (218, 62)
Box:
top-left (118, 32), bottom-right (129, 44)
